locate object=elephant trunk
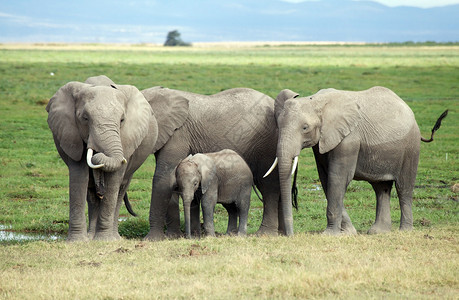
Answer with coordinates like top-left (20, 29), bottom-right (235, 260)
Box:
top-left (278, 157), bottom-right (295, 236)
top-left (276, 130), bottom-right (302, 236)
top-left (183, 199), bottom-right (192, 239)
top-left (89, 150), bottom-right (126, 173)
top-left (87, 124), bottom-right (127, 172)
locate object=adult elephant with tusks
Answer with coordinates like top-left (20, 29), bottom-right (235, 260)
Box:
top-left (46, 75), bottom-right (164, 241)
top-left (264, 87), bottom-right (448, 236)
top-left (141, 86), bottom-right (282, 240)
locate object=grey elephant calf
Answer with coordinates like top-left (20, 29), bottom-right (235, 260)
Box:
top-left (265, 86), bottom-right (447, 235)
top-left (174, 149), bottom-right (254, 238)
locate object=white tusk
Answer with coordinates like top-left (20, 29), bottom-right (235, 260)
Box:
top-left (87, 148), bottom-right (104, 169)
top-left (263, 157), bottom-right (278, 178)
top-left (291, 156), bottom-right (298, 176)
top-left (122, 157), bottom-right (127, 164)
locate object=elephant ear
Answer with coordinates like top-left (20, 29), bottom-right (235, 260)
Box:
top-left (193, 154), bottom-right (216, 195)
top-left (46, 81), bottom-right (88, 161)
top-left (275, 89), bottom-right (299, 121)
top-left (142, 87), bottom-right (190, 153)
top-left (319, 97), bottom-right (361, 154)
top-left (116, 84), bottom-right (155, 159)
top-left (84, 75), bottom-right (116, 86)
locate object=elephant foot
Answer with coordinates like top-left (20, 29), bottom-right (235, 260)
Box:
top-left (66, 233), bottom-right (89, 242)
top-left (341, 225), bottom-right (357, 235)
top-left (165, 229), bottom-right (183, 239)
top-left (368, 223), bottom-right (391, 235)
top-left (93, 232), bottom-right (120, 241)
top-left (87, 231), bottom-right (96, 240)
top-left (399, 223), bottom-right (413, 231)
top-left (225, 228), bottom-right (238, 236)
top-left (255, 225), bottom-right (278, 237)
top-left (144, 230), bottom-right (166, 241)
top-left (322, 227), bottom-right (341, 236)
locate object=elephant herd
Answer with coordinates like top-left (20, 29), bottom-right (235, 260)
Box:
top-left (46, 75), bottom-right (447, 241)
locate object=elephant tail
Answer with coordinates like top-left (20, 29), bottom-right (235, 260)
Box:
top-left (252, 185), bottom-right (263, 202)
top-left (291, 165), bottom-right (298, 211)
top-left (421, 109), bottom-right (448, 143)
top-left (123, 193), bottom-right (138, 217)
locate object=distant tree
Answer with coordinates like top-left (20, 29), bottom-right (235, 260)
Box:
top-left (164, 30), bottom-right (191, 46)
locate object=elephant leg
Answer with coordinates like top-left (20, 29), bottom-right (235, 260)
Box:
top-left (87, 169), bottom-right (101, 240)
top-left (145, 176), bottom-right (172, 240)
top-left (111, 193), bottom-right (124, 240)
top-left (94, 172), bottom-right (123, 240)
top-left (146, 147), bottom-right (187, 241)
top-left (255, 171), bottom-right (281, 236)
top-left (87, 188), bottom-right (100, 240)
top-left (313, 147), bottom-right (356, 235)
top-left (394, 151), bottom-right (418, 232)
top-left (368, 181), bottom-right (393, 234)
top-left (145, 139), bottom-right (190, 240)
top-left (222, 203), bottom-right (238, 235)
top-left (201, 194), bottom-right (217, 237)
top-left (166, 193), bottom-right (182, 238)
top-left (67, 161), bottom-right (90, 242)
top-left (323, 145), bottom-right (358, 235)
top-left (341, 209), bottom-right (357, 234)
top-left (112, 178), bottom-right (133, 240)
top-left (396, 179), bottom-right (415, 231)
top-left (236, 188), bottom-right (251, 236)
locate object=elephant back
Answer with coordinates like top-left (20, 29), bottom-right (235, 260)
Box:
top-left (356, 87), bottom-right (419, 146)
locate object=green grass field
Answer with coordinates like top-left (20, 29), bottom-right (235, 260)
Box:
top-left (0, 43), bottom-right (458, 298)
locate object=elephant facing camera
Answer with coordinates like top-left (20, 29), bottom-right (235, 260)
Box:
top-left (173, 149), bottom-right (257, 238)
top-left (46, 75), bottom-right (160, 241)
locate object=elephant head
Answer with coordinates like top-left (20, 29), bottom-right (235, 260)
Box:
top-left (174, 154), bottom-right (217, 238)
top-left (46, 76), bottom-right (154, 172)
top-left (265, 88), bottom-right (361, 235)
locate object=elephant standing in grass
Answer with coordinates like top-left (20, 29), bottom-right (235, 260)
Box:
top-left (265, 87), bottom-right (447, 235)
top-left (46, 75), bottom-right (178, 241)
top-left (141, 87), bottom-right (282, 240)
top-left (174, 150), bottom-right (254, 238)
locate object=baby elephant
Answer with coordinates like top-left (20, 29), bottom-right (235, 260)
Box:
top-left (174, 149), bottom-right (254, 238)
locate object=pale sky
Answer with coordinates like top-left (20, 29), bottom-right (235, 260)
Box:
top-left (359, 0), bottom-right (459, 8)
top-left (284, 0), bottom-right (459, 8)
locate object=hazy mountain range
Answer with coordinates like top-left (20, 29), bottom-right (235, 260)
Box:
top-left (1, 0), bottom-right (458, 43)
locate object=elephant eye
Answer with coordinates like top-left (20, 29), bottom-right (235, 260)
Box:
top-left (302, 124), bottom-right (309, 131)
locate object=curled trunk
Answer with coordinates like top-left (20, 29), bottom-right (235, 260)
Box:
top-left (87, 125), bottom-right (126, 172)
top-left (90, 150), bottom-right (125, 172)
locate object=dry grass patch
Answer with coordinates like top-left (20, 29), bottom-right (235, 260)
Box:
top-left (1, 228), bottom-right (457, 299)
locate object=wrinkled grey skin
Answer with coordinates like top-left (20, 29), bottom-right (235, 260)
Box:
top-left (142, 87), bottom-right (281, 240)
top-left (270, 86), bottom-right (434, 235)
top-left (174, 150), bottom-right (253, 238)
top-left (46, 75), bottom-right (159, 241)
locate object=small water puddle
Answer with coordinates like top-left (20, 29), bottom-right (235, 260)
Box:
top-left (0, 224), bottom-right (63, 242)
top-left (307, 184), bottom-right (322, 191)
